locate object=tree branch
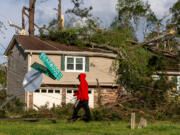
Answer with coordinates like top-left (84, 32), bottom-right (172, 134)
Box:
top-left (148, 48), bottom-right (178, 58)
top-left (23, 6), bottom-right (30, 11)
top-left (22, 6), bottom-right (30, 29)
top-left (129, 32), bottom-right (173, 50)
top-left (8, 20), bottom-right (23, 30)
top-left (127, 40), bottom-right (139, 44)
top-left (34, 23), bottom-right (41, 30)
top-left (84, 31), bottom-right (176, 60)
top-left (90, 42), bottom-right (120, 54)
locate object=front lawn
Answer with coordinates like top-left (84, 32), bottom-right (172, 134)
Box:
top-left (0, 120), bottom-right (179, 135)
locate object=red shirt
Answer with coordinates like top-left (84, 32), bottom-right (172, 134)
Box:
top-left (74, 73), bottom-right (89, 101)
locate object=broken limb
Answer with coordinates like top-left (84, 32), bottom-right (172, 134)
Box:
top-left (8, 20), bottom-right (23, 31)
top-left (129, 32), bottom-right (174, 50)
top-left (22, 6), bottom-right (30, 29)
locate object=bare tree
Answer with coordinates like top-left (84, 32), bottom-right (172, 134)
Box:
top-left (10, 0), bottom-right (62, 35)
top-left (28, 0), bottom-right (36, 36)
top-left (9, 0), bottom-right (37, 36)
top-left (58, 0), bottom-right (63, 30)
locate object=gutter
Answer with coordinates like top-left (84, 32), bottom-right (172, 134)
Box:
top-left (157, 71), bottom-right (180, 76)
top-left (24, 50), bottom-right (117, 59)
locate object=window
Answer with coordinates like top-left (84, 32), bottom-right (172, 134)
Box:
top-left (35, 89), bottom-right (40, 93)
top-left (55, 90), bottom-right (60, 93)
top-left (41, 89), bottom-right (47, 93)
top-left (65, 56), bottom-right (85, 72)
top-left (88, 90), bottom-right (92, 94)
top-left (67, 90), bottom-right (72, 93)
top-left (48, 90), bottom-right (53, 93)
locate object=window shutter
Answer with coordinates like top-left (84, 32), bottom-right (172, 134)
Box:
top-left (85, 57), bottom-right (89, 72)
top-left (61, 56), bottom-right (65, 71)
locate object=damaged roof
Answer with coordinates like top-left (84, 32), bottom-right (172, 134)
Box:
top-left (4, 35), bottom-right (104, 56)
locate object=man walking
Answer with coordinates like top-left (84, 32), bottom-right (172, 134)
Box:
top-left (69, 73), bottom-right (91, 122)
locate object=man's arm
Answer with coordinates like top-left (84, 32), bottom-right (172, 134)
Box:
top-left (74, 84), bottom-right (81, 97)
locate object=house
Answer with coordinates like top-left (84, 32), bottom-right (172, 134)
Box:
top-left (4, 35), bottom-right (119, 109)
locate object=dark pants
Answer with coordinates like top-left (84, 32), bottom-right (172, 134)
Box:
top-left (72, 100), bottom-right (91, 121)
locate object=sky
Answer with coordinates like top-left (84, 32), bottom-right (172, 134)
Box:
top-left (0, 0), bottom-right (178, 64)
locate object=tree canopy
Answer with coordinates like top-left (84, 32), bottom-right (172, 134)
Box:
top-left (170, 0), bottom-right (180, 35)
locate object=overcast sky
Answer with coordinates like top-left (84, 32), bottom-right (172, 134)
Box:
top-left (0, 0), bottom-right (178, 64)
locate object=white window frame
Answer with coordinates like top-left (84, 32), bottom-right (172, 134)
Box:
top-left (152, 75), bottom-right (160, 81)
top-left (177, 76), bottom-right (180, 91)
top-left (36, 89), bottom-right (62, 93)
top-left (65, 56), bottom-right (85, 72)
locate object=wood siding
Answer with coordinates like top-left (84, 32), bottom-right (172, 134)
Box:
top-left (7, 43), bottom-right (28, 102)
top-left (30, 54), bottom-right (116, 86)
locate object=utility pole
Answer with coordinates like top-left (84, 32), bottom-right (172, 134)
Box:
top-left (58, 0), bottom-right (63, 30)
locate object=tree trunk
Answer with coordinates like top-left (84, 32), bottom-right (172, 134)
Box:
top-left (129, 32), bottom-right (172, 50)
top-left (22, 6), bottom-right (29, 29)
top-left (58, 0), bottom-right (63, 30)
top-left (96, 79), bottom-right (102, 107)
top-left (29, 0), bottom-right (36, 36)
top-left (22, 7), bottom-right (25, 29)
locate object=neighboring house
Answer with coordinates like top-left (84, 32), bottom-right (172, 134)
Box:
top-left (4, 35), bottom-right (118, 109)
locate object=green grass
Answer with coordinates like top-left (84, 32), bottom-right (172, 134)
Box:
top-left (0, 120), bottom-right (180, 135)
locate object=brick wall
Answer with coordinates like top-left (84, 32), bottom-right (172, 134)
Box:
top-left (62, 88), bottom-right (66, 104)
top-left (29, 92), bottom-right (33, 109)
top-left (94, 88), bottom-right (118, 108)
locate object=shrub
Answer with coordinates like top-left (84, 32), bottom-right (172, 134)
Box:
top-left (0, 110), bottom-right (6, 118)
top-left (0, 90), bottom-right (25, 116)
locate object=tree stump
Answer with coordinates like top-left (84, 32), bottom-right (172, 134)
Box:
top-left (138, 117), bottom-right (147, 128)
top-left (131, 113), bottom-right (135, 129)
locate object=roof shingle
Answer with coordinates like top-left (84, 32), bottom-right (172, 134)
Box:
top-left (15, 35), bottom-right (96, 52)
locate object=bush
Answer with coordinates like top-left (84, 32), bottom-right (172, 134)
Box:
top-left (0, 90), bottom-right (26, 116)
top-left (91, 109), bottom-right (105, 121)
top-left (0, 110), bottom-right (6, 118)
top-left (22, 103), bottom-right (74, 119)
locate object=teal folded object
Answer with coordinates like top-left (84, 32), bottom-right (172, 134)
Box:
top-left (39, 52), bottom-right (63, 80)
top-left (31, 62), bottom-right (56, 80)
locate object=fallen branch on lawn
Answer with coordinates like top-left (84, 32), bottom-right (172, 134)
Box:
top-left (119, 97), bottom-right (139, 104)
